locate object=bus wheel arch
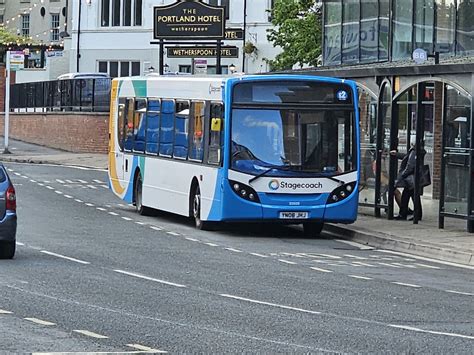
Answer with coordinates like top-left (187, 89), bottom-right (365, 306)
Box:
top-left (190, 179), bottom-right (214, 231)
top-left (133, 169), bottom-right (152, 216)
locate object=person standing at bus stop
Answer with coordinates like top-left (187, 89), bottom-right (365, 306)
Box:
top-left (391, 137), bottom-right (426, 221)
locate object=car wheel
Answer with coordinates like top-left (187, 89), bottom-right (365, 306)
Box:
top-left (135, 173), bottom-right (152, 216)
top-left (0, 241), bottom-right (15, 259)
top-left (303, 222), bottom-right (324, 238)
top-left (192, 185), bottom-right (214, 230)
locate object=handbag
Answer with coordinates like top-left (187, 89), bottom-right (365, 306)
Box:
top-left (420, 164), bottom-right (431, 187)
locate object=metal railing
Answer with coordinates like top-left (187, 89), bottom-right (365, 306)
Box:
top-left (10, 78), bottom-right (111, 113)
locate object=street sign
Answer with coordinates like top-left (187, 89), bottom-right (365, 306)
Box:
top-left (154, 0), bottom-right (225, 40)
top-left (225, 28), bottom-right (244, 40)
top-left (194, 59), bottom-right (208, 74)
top-left (413, 48), bottom-right (428, 64)
top-left (9, 51), bottom-right (25, 71)
top-left (167, 46), bottom-right (239, 58)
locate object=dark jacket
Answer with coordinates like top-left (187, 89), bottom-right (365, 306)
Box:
top-left (395, 148), bottom-right (426, 190)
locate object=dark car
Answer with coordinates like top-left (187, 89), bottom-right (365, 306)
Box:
top-left (0, 163), bottom-right (17, 259)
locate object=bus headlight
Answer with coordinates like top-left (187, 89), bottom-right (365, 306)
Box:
top-left (327, 182), bottom-right (356, 205)
top-left (229, 180), bottom-right (260, 203)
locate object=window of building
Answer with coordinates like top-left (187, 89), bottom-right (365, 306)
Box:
top-left (415, 0), bottom-right (435, 53)
top-left (323, 0), bottom-right (342, 65)
top-left (456, 0), bottom-right (474, 55)
top-left (208, 0), bottom-right (230, 20)
top-left (435, 0), bottom-right (455, 54)
top-left (0, 15), bottom-right (4, 25)
top-left (179, 65), bottom-right (191, 73)
top-left (98, 61), bottom-right (140, 77)
top-left (342, 0), bottom-right (360, 64)
top-left (393, 0), bottom-right (414, 60)
top-left (378, 0), bottom-right (389, 61)
top-left (360, 0), bottom-right (378, 63)
top-left (21, 14), bottom-right (30, 37)
top-left (101, 0), bottom-right (142, 27)
top-left (51, 14), bottom-right (60, 42)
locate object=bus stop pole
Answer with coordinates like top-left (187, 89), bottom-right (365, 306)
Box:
top-left (216, 40), bottom-right (222, 74)
top-left (3, 51), bottom-right (11, 154)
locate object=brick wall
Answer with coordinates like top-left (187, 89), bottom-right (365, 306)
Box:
top-left (0, 112), bottom-right (109, 153)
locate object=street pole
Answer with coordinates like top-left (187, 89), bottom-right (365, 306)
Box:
top-left (76, 0), bottom-right (82, 72)
top-left (3, 51), bottom-right (11, 154)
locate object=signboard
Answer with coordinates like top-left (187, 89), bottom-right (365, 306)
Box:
top-left (168, 46), bottom-right (239, 58)
top-left (194, 59), bottom-right (208, 74)
top-left (46, 50), bottom-right (64, 58)
top-left (225, 28), bottom-right (244, 40)
top-left (413, 48), bottom-right (428, 64)
top-left (9, 51), bottom-right (25, 71)
top-left (154, 0), bottom-right (225, 40)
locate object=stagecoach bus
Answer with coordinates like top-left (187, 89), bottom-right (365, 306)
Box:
top-left (108, 74), bottom-right (360, 236)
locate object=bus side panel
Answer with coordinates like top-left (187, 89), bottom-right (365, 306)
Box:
top-left (141, 158), bottom-right (220, 219)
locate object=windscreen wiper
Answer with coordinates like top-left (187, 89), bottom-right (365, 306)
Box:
top-left (248, 165), bottom-right (291, 184)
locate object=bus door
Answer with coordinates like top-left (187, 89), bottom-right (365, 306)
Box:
top-left (115, 98), bottom-right (134, 182)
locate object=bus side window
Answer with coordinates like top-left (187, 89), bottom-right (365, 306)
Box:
top-left (208, 103), bottom-right (223, 165)
top-left (189, 101), bottom-right (205, 162)
top-left (174, 101), bottom-right (190, 159)
top-left (117, 98), bottom-right (126, 151)
top-left (133, 99), bottom-right (147, 153)
top-left (146, 99), bottom-right (160, 155)
top-left (160, 100), bottom-right (175, 157)
top-left (124, 98), bottom-right (135, 152)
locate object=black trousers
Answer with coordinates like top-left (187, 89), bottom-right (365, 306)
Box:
top-left (400, 188), bottom-right (422, 220)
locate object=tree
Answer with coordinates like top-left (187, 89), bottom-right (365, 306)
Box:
top-left (266, 0), bottom-right (322, 71)
top-left (0, 28), bottom-right (25, 45)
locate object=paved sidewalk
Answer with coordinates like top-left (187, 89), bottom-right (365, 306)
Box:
top-left (1, 139), bottom-right (472, 266)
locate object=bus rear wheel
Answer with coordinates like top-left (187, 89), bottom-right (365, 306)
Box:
top-left (135, 174), bottom-right (152, 216)
top-left (303, 222), bottom-right (324, 238)
top-left (192, 185), bottom-right (213, 230)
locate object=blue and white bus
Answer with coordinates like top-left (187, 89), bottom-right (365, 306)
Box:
top-left (108, 74), bottom-right (360, 236)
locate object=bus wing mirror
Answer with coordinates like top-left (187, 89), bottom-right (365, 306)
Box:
top-left (211, 118), bottom-right (222, 131)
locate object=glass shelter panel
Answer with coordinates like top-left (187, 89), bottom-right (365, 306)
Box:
top-left (456, 0), bottom-right (474, 55)
top-left (379, 84), bottom-right (392, 207)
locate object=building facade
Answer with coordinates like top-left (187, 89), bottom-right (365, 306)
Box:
top-left (69, 0), bottom-right (280, 76)
top-left (314, 0), bottom-right (474, 231)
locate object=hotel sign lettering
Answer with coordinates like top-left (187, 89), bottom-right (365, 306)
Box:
top-left (154, 0), bottom-right (225, 40)
top-left (167, 46), bottom-right (239, 58)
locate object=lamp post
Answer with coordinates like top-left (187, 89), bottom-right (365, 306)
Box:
top-left (242, 0), bottom-right (247, 73)
top-left (76, 0), bottom-right (82, 72)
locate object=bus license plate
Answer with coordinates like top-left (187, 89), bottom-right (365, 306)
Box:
top-left (279, 211), bottom-right (309, 219)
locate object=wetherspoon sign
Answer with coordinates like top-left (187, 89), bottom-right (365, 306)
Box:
top-left (154, 0), bottom-right (225, 40)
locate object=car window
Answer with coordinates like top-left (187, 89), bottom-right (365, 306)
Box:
top-left (0, 168), bottom-right (6, 183)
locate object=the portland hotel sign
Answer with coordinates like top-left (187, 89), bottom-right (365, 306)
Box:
top-left (154, 0), bottom-right (225, 40)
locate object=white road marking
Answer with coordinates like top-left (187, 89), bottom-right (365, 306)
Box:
top-left (29, 179), bottom-right (36, 183)
top-left (392, 282), bottom-right (421, 288)
top-left (87, 184), bottom-right (97, 189)
top-left (220, 294), bottom-right (321, 315)
top-left (279, 259), bottom-right (297, 265)
top-left (93, 179), bottom-right (105, 184)
top-left (77, 179), bottom-right (88, 184)
top-left (389, 324), bottom-right (474, 340)
top-left (150, 226), bottom-right (162, 231)
top-left (37, 183), bottom-right (44, 186)
top-left (225, 248), bottom-right (243, 253)
top-left (85, 203), bottom-right (95, 207)
top-left (96, 207), bottom-right (107, 211)
top-left (114, 269), bottom-right (186, 288)
top-left (13, 172), bottom-right (21, 176)
top-left (126, 344), bottom-right (167, 353)
top-left (392, 263), bottom-right (417, 268)
top-left (250, 253), bottom-right (268, 258)
top-left (310, 266), bottom-right (332, 273)
top-left (335, 239), bottom-right (374, 250)
top-left (351, 261), bottom-right (375, 267)
top-left (0, 309), bottom-right (13, 314)
top-left (378, 250), bottom-right (474, 270)
top-left (348, 275), bottom-right (373, 280)
top-left (445, 290), bottom-right (474, 296)
top-left (24, 318), bottom-right (56, 326)
top-left (54, 191), bottom-right (63, 195)
top-left (344, 254), bottom-right (368, 260)
top-left (101, 185), bottom-right (108, 188)
top-left (167, 231), bottom-right (180, 236)
top-left (135, 221), bottom-right (145, 225)
top-left (74, 199), bottom-right (83, 203)
top-left (40, 250), bottom-right (90, 265)
top-left (204, 242), bottom-right (219, 247)
top-left (56, 179), bottom-right (65, 184)
top-left (63, 195), bottom-right (73, 199)
top-left (122, 217), bottom-right (133, 221)
top-left (186, 237), bottom-right (199, 242)
top-left (46, 186), bottom-right (54, 190)
top-left (313, 253), bottom-right (341, 259)
top-left (108, 212), bottom-right (119, 216)
top-left (73, 329), bottom-right (108, 339)
top-left (16, 242), bottom-right (25, 246)
top-left (377, 262), bottom-right (402, 268)
top-left (414, 263), bottom-right (441, 270)
top-left (65, 179), bottom-right (73, 184)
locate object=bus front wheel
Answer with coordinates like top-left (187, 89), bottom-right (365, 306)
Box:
top-left (192, 185), bottom-right (213, 230)
top-left (134, 173), bottom-right (152, 216)
top-left (303, 222), bottom-right (324, 238)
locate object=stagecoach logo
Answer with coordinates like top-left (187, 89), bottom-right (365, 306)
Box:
top-left (336, 90), bottom-right (349, 101)
top-left (269, 180), bottom-right (280, 191)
